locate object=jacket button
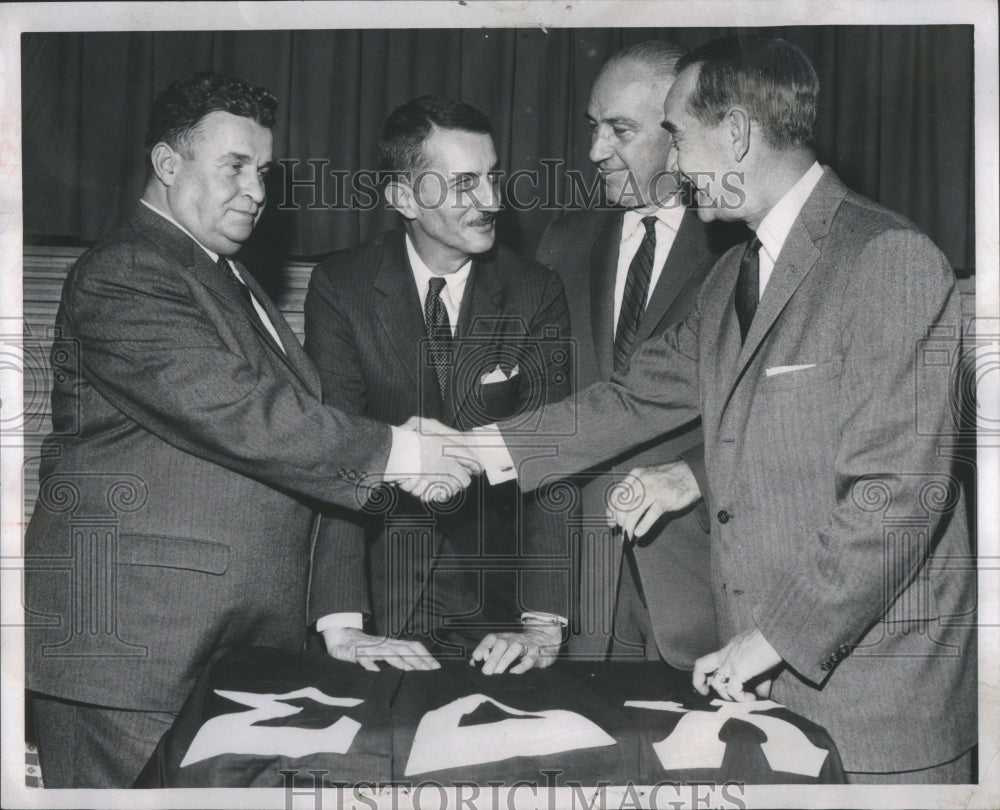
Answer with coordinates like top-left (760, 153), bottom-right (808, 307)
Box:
top-left (337, 467), bottom-right (347, 478)
top-left (717, 510), bottom-right (730, 524)
top-left (820, 660), bottom-right (832, 671)
top-left (838, 644), bottom-right (851, 656)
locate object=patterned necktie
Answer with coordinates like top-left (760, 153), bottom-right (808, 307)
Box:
top-left (613, 215), bottom-right (658, 374)
top-left (735, 235), bottom-right (762, 344)
top-left (424, 276), bottom-right (452, 403)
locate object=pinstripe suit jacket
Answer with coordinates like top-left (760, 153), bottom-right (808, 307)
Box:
top-left (506, 169), bottom-right (976, 772)
top-left (304, 230), bottom-right (572, 644)
top-left (535, 208), bottom-right (740, 668)
top-left (24, 203), bottom-right (392, 712)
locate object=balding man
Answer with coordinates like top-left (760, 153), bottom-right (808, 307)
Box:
top-left (535, 41), bottom-right (740, 668)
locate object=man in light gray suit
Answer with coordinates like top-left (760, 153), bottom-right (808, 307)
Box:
top-left (441, 35), bottom-right (976, 782)
top-left (24, 72), bottom-right (471, 788)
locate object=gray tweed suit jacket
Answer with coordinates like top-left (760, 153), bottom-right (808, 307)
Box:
top-left (24, 203), bottom-right (392, 712)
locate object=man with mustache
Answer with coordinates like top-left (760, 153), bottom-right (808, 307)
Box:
top-left (535, 41), bottom-right (741, 668)
top-left (304, 96), bottom-right (571, 675)
top-left (24, 73), bottom-right (475, 788)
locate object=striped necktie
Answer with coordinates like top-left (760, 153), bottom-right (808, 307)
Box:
top-left (613, 216), bottom-right (657, 374)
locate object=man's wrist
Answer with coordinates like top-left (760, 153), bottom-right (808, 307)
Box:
top-left (316, 612), bottom-right (364, 634)
top-left (383, 426), bottom-right (420, 483)
top-left (470, 425), bottom-right (517, 484)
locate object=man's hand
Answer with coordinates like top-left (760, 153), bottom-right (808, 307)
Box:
top-left (470, 624), bottom-right (563, 675)
top-left (606, 460), bottom-right (701, 538)
top-left (395, 417), bottom-right (482, 503)
top-left (692, 629), bottom-right (782, 702)
top-left (321, 626), bottom-right (440, 672)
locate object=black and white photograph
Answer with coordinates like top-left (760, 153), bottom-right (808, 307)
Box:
top-left (1, 2), bottom-right (997, 808)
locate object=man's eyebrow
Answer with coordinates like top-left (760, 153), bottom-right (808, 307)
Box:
top-left (661, 121), bottom-right (679, 134)
top-left (219, 151), bottom-right (253, 163)
top-left (583, 114), bottom-right (639, 127)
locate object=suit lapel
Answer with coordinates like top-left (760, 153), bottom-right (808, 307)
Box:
top-left (451, 257), bottom-right (504, 425)
top-left (373, 233), bottom-right (428, 392)
top-left (635, 208), bottom-right (711, 344)
top-left (132, 204), bottom-right (319, 395)
top-left (721, 168), bottom-right (846, 410)
top-left (590, 213), bottom-right (622, 380)
top-left (234, 261), bottom-right (322, 397)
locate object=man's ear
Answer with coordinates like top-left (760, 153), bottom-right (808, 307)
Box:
top-left (386, 180), bottom-right (419, 221)
top-left (149, 142), bottom-right (181, 186)
top-left (726, 106), bottom-right (752, 163)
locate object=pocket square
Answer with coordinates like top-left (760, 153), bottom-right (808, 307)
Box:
top-left (765, 363), bottom-right (817, 377)
top-left (480, 364), bottom-right (519, 385)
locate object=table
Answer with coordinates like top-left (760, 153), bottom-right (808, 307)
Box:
top-left (137, 646), bottom-right (844, 788)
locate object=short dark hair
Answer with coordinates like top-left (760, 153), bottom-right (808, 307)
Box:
top-left (604, 40), bottom-right (688, 83)
top-left (377, 95), bottom-right (492, 179)
top-left (677, 35), bottom-right (819, 149)
top-left (145, 71), bottom-right (278, 158)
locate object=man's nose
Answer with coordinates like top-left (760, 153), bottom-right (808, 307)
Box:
top-left (243, 170), bottom-right (266, 205)
top-left (478, 176), bottom-right (502, 211)
top-left (589, 126), bottom-right (613, 164)
top-left (665, 144), bottom-right (679, 173)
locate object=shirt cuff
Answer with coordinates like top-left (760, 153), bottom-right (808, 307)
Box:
top-left (316, 612), bottom-right (364, 634)
top-left (383, 425), bottom-right (420, 483)
top-left (520, 611), bottom-right (569, 627)
top-left (470, 425), bottom-right (517, 484)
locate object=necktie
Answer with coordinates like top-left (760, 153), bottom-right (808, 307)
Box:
top-left (734, 235), bottom-right (762, 344)
top-left (219, 257), bottom-right (260, 323)
top-left (614, 216), bottom-right (658, 374)
top-left (424, 276), bottom-right (452, 403)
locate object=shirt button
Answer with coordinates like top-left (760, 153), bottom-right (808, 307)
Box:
top-left (717, 510), bottom-right (731, 524)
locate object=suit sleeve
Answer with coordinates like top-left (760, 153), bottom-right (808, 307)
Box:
top-left (517, 269), bottom-right (574, 618)
top-left (303, 263), bottom-right (373, 622)
top-left (64, 247), bottom-right (391, 510)
top-left (753, 229), bottom-right (963, 684)
top-left (505, 303), bottom-right (703, 492)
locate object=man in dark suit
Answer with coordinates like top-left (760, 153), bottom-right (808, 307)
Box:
top-left (449, 37), bottom-right (976, 781)
top-left (23, 73), bottom-right (472, 788)
top-left (304, 96), bottom-right (571, 676)
top-left (535, 41), bottom-right (741, 668)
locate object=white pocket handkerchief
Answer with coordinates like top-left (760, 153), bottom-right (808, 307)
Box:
top-left (765, 363), bottom-right (816, 377)
top-left (480, 364), bottom-right (519, 385)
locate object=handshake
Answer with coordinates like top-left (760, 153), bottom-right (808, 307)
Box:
top-left (389, 417), bottom-right (503, 501)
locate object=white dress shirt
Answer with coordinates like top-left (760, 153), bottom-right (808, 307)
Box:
top-left (753, 161), bottom-right (824, 299)
top-left (405, 234), bottom-right (472, 336)
top-left (613, 204), bottom-right (686, 335)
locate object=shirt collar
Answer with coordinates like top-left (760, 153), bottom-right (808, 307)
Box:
top-left (140, 198), bottom-right (221, 263)
top-left (753, 161), bottom-right (824, 266)
top-left (621, 201), bottom-right (686, 243)
top-left (405, 233), bottom-right (473, 290)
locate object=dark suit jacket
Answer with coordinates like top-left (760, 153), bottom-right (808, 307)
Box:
top-left (506, 170), bottom-right (976, 772)
top-left (304, 230), bottom-right (571, 649)
top-left (536, 208), bottom-right (739, 668)
top-left (24, 203), bottom-right (392, 712)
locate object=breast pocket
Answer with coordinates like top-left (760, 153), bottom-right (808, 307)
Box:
top-left (758, 358), bottom-right (843, 391)
top-left (753, 358), bottom-right (843, 473)
top-left (474, 376), bottom-right (520, 421)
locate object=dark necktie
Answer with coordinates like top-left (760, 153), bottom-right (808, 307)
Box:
top-left (424, 276), bottom-right (452, 403)
top-left (735, 235), bottom-right (762, 344)
top-left (219, 256), bottom-right (260, 323)
top-left (613, 216), bottom-right (658, 374)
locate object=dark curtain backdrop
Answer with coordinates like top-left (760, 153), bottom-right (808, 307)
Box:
top-left (22, 26), bottom-right (974, 279)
